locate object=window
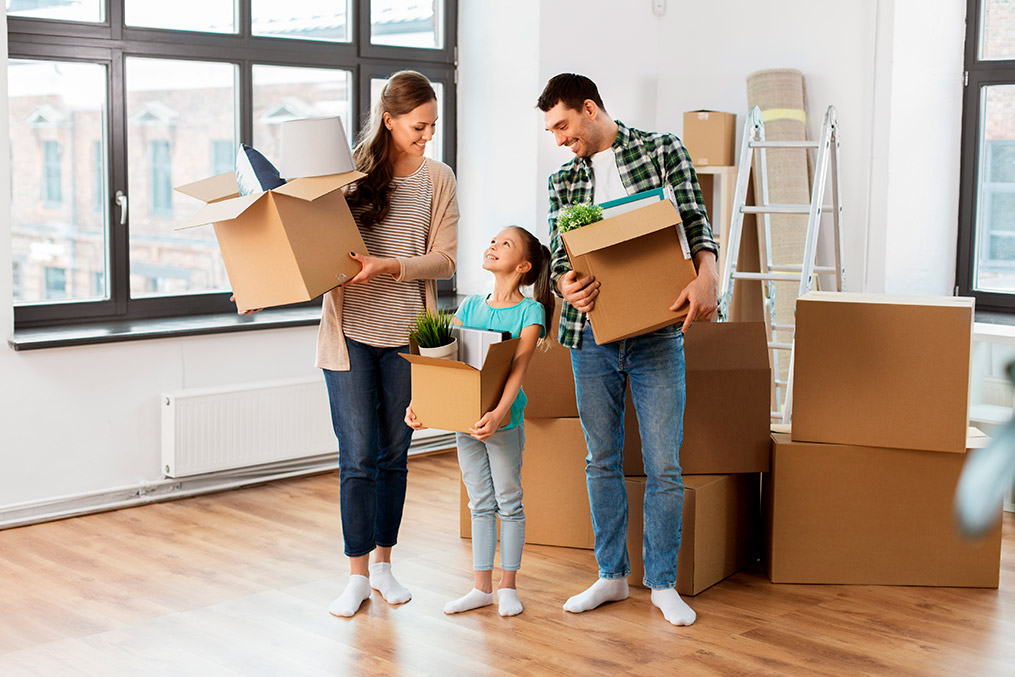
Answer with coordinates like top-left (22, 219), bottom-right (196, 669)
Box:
top-left (8, 0), bottom-right (457, 330)
top-left (958, 0), bottom-right (1015, 308)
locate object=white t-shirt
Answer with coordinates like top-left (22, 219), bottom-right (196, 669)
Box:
top-left (590, 146), bottom-right (629, 204)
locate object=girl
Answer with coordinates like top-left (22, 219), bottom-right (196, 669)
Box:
top-left (406, 226), bottom-right (552, 617)
top-left (318, 71), bottom-right (459, 618)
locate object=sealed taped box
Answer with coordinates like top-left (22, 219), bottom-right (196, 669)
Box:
top-left (523, 299), bottom-right (578, 418)
top-left (792, 292), bottom-right (974, 453)
top-left (765, 432), bottom-right (1001, 587)
top-left (627, 474), bottom-right (760, 595)
top-left (562, 199), bottom-right (697, 345)
top-left (402, 338), bottom-right (520, 434)
top-left (682, 111), bottom-right (737, 167)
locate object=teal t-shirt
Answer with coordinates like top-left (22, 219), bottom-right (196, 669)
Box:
top-left (454, 294), bottom-right (547, 429)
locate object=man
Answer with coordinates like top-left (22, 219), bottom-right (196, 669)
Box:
top-left (537, 73), bottom-right (719, 627)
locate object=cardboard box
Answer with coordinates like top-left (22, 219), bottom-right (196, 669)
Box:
top-left (682, 111), bottom-right (737, 167)
top-left (764, 433), bottom-right (1002, 587)
top-left (460, 417), bottom-right (595, 549)
top-left (627, 474), bottom-right (760, 595)
top-left (402, 338), bottom-right (520, 434)
top-left (622, 322), bottom-right (771, 475)
top-left (561, 199), bottom-right (697, 345)
top-left (523, 299), bottom-right (578, 418)
top-left (792, 292), bottom-right (975, 453)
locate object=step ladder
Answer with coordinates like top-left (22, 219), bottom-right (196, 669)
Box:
top-left (717, 104), bottom-right (845, 424)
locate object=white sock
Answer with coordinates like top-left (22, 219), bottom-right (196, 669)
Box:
top-left (369, 562), bottom-right (412, 605)
top-left (443, 588), bottom-right (495, 615)
top-left (650, 588), bottom-right (696, 626)
top-left (497, 588), bottom-right (523, 617)
top-left (329, 575), bottom-right (372, 618)
top-left (563, 578), bottom-right (629, 613)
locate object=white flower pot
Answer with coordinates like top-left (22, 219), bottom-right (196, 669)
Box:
top-left (418, 337), bottom-right (458, 361)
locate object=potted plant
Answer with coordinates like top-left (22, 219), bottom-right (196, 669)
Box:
top-left (556, 202), bottom-right (603, 233)
top-left (408, 309), bottom-right (458, 360)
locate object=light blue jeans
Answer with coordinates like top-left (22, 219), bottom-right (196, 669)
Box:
top-left (571, 324), bottom-right (686, 589)
top-left (456, 425), bottom-right (525, 571)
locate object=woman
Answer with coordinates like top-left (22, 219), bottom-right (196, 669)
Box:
top-left (317, 71), bottom-right (459, 618)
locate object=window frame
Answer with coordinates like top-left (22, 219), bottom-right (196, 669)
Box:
top-left (957, 0), bottom-right (1015, 310)
top-left (9, 0), bottom-right (458, 330)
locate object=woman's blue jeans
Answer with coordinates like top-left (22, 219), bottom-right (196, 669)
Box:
top-left (570, 324), bottom-right (686, 589)
top-left (323, 337), bottom-right (413, 558)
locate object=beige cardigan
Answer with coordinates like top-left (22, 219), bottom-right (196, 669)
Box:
top-left (315, 157), bottom-right (459, 371)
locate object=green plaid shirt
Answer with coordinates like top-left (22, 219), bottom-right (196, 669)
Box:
top-left (548, 120), bottom-right (719, 348)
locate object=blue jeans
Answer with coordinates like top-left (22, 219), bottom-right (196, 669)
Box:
top-left (323, 337), bottom-right (413, 557)
top-left (571, 324), bottom-right (686, 589)
top-left (456, 425), bottom-right (526, 571)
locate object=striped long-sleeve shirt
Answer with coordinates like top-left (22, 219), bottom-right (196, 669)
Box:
top-left (548, 120), bottom-right (719, 348)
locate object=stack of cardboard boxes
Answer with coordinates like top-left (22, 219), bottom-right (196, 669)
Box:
top-left (765, 292), bottom-right (1003, 587)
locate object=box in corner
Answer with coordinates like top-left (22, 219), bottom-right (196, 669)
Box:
top-left (791, 292), bottom-right (974, 453)
top-left (682, 111), bottom-right (737, 167)
top-left (764, 432), bottom-right (1001, 587)
top-left (523, 298), bottom-right (578, 418)
top-left (561, 198), bottom-right (697, 345)
top-left (627, 473), bottom-right (760, 595)
top-left (402, 338), bottom-right (520, 434)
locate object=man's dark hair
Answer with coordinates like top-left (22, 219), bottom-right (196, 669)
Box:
top-left (536, 73), bottom-right (606, 113)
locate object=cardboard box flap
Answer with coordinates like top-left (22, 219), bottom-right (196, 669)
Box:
top-left (272, 170), bottom-right (366, 202)
top-left (685, 322), bottom-right (768, 371)
top-left (481, 336), bottom-right (520, 369)
top-left (175, 192), bottom-right (266, 230)
top-left (799, 291), bottom-right (975, 309)
top-left (563, 200), bottom-right (681, 257)
top-left (174, 172), bottom-right (241, 204)
top-left (400, 352), bottom-right (478, 372)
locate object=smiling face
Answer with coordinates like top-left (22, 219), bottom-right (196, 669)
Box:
top-left (385, 98), bottom-right (438, 159)
top-left (543, 100), bottom-right (607, 158)
top-left (483, 228), bottom-right (532, 276)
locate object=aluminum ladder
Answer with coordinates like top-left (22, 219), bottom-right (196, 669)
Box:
top-left (717, 104), bottom-right (844, 424)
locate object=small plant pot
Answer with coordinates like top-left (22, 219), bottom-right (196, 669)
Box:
top-left (418, 337), bottom-right (458, 361)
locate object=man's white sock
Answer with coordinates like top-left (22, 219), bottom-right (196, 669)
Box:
top-left (329, 575), bottom-right (372, 618)
top-left (369, 562), bottom-right (412, 605)
top-left (497, 588), bottom-right (523, 617)
top-left (443, 588), bottom-right (495, 615)
top-left (563, 578), bottom-right (629, 613)
top-left (650, 588), bottom-right (696, 626)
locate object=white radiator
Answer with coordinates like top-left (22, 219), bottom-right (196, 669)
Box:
top-left (161, 378), bottom-right (337, 478)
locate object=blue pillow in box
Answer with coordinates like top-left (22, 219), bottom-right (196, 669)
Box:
top-left (235, 143), bottom-right (286, 196)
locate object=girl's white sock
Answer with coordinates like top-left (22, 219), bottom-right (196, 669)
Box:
top-left (443, 588), bottom-right (495, 614)
top-left (562, 578), bottom-right (629, 613)
top-left (329, 575), bottom-right (372, 618)
top-left (497, 588), bottom-right (523, 617)
top-left (650, 588), bottom-right (696, 626)
top-left (369, 562), bottom-right (412, 605)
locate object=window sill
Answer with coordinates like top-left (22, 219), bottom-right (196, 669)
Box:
top-left (9, 291), bottom-right (465, 351)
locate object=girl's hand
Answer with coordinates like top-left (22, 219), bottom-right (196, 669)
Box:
top-left (469, 409), bottom-right (507, 442)
top-left (405, 404), bottom-right (425, 430)
top-left (346, 252), bottom-right (399, 285)
top-left (230, 294), bottom-right (262, 316)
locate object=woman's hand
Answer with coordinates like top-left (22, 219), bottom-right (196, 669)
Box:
top-left (469, 408), bottom-right (507, 442)
top-left (346, 252), bottom-right (400, 285)
top-left (230, 295), bottom-right (262, 316)
top-left (405, 404), bottom-right (425, 431)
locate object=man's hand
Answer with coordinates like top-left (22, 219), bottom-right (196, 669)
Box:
top-left (346, 252), bottom-right (399, 285)
top-left (672, 252), bottom-right (719, 332)
top-left (557, 270), bottom-right (600, 314)
top-left (230, 294), bottom-right (262, 316)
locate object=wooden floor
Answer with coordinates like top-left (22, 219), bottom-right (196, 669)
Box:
top-left (0, 452), bottom-right (1012, 676)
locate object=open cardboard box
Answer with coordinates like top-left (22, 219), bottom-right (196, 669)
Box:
top-left (561, 199), bottom-right (697, 345)
top-left (402, 338), bottom-right (520, 434)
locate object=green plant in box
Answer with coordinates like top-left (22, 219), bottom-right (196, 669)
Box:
top-left (556, 202), bottom-right (603, 233)
top-left (408, 309), bottom-right (455, 348)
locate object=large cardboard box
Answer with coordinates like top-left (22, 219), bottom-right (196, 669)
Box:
top-left (792, 292), bottom-right (975, 453)
top-left (403, 338), bottom-right (520, 434)
top-left (561, 199), bottom-right (697, 345)
top-left (682, 111), bottom-right (737, 167)
top-left (622, 322), bottom-right (771, 475)
top-left (627, 474), bottom-right (760, 595)
top-left (523, 299), bottom-right (579, 418)
top-left (765, 433), bottom-right (1002, 587)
